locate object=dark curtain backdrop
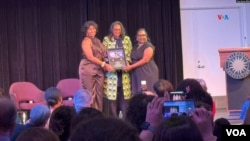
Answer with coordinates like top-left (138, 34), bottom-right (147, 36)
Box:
top-left (0, 0), bottom-right (183, 93)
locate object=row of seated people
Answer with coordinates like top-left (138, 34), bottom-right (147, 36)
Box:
top-left (1, 77), bottom-right (249, 141)
top-left (3, 91), bottom-right (250, 141)
top-left (0, 94), bottom-right (212, 141)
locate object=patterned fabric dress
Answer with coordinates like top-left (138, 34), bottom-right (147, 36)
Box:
top-left (78, 37), bottom-right (105, 111)
top-left (102, 36), bottom-right (132, 100)
top-left (102, 35), bottom-right (132, 118)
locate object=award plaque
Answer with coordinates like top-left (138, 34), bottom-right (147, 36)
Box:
top-left (107, 48), bottom-right (126, 70)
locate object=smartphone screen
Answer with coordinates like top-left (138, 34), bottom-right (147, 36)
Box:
top-left (163, 100), bottom-right (195, 119)
top-left (169, 91), bottom-right (185, 100)
top-left (141, 80), bottom-right (147, 91)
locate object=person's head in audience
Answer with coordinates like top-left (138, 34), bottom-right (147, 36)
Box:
top-left (196, 78), bottom-right (208, 92)
top-left (44, 87), bottom-right (62, 111)
top-left (49, 106), bottom-right (76, 141)
top-left (71, 107), bottom-right (105, 130)
top-left (153, 115), bottom-right (204, 141)
top-left (125, 93), bottom-right (154, 132)
top-left (153, 79), bottom-right (174, 97)
top-left (0, 96), bottom-right (17, 138)
top-left (73, 89), bottom-right (92, 113)
top-left (176, 78), bottom-right (213, 111)
top-left (213, 117), bottom-right (230, 141)
top-left (70, 117), bottom-right (141, 141)
top-left (29, 104), bottom-right (50, 127)
top-left (16, 127), bottom-right (60, 141)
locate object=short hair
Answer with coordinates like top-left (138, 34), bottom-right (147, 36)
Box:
top-left (71, 107), bottom-right (105, 130)
top-left (176, 78), bottom-right (213, 109)
top-left (213, 118), bottom-right (230, 141)
top-left (49, 106), bottom-right (76, 141)
top-left (70, 118), bottom-right (141, 141)
top-left (125, 94), bottom-right (154, 132)
top-left (16, 127), bottom-right (60, 141)
top-left (44, 87), bottom-right (61, 107)
top-left (73, 89), bottom-right (92, 113)
top-left (81, 20), bottom-right (98, 36)
top-left (0, 96), bottom-right (17, 132)
top-left (153, 116), bottom-right (203, 141)
top-left (109, 21), bottom-right (126, 37)
top-left (29, 104), bottom-right (50, 126)
top-left (153, 79), bottom-right (174, 97)
top-left (196, 78), bottom-right (207, 92)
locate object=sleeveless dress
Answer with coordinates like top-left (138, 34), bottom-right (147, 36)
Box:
top-left (78, 37), bottom-right (105, 111)
top-left (131, 41), bottom-right (159, 95)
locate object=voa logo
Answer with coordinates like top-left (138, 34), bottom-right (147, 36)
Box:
top-left (226, 129), bottom-right (246, 136)
top-left (217, 14), bottom-right (229, 20)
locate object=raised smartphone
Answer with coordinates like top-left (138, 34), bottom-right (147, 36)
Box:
top-left (163, 100), bottom-right (195, 119)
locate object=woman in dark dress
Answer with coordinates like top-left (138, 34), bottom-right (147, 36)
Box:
top-left (123, 28), bottom-right (159, 95)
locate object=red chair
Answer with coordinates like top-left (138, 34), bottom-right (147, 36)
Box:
top-left (9, 82), bottom-right (46, 111)
top-left (56, 78), bottom-right (82, 106)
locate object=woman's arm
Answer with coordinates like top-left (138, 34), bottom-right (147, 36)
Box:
top-left (124, 47), bottom-right (153, 71)
top-left (82, 38), bottom-right (104, 66)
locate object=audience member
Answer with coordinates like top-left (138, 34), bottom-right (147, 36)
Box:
top-left (196, 78), bottom-right (208, 92)
top-left (125, 93), bottom-right (154, 132)
top-left (73, 89), bottom-right (92, 113)
top-left (49, 106), bottom-right (76, 141)
top-left (191, 107), bottom-right (216, 141)
top-left (102, 21), bottom-right (132, 119)
top-left (153, 79), bottom-right (174, 97)
top-left (44, 87), bottom-right (62, 112)
top-left (71, 107), bottom-right (105, 130)
top-left (11, 104), bottom-right (50, 141)
top-left (139, 96), bottom-right (166, 141)
top-left (44, 87), bottom-right (63, 128)
top-left (176, 78), bottom-right (213, 111)
top-left (0, 96), bottom-right (17, 141)
top-left (16, 127), bottom-right (59, 141)
top-left (196, 78), bottom-right (216, 118)
top-left (213, 118), bottom-right (230, 141)
top-left (153, 115), bottom-right (204, 141)
top-left (70, 117), bottom-right (141, 141)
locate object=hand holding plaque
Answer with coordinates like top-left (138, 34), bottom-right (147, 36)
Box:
top-left (107, 48), bottom-right (126, 70)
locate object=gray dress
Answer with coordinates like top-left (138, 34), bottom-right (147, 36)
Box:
top-left (131, 41), bottom-right (159, 95)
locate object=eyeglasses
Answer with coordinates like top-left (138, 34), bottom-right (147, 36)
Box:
top-left (137, 34), bottom-right (146, 37)
top-left (113, 29), bottom-right (121, 31)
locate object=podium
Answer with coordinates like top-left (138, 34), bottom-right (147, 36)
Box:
top-left (218, 47), bottom-right (250, 112)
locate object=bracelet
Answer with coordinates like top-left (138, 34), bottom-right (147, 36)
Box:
top-left (101, 62), bottom-right (106, 68)
top-left (140, 122), bottom-right (156, 134)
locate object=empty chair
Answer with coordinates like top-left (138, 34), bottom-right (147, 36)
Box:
top-left (56, 78), bottom-right (82, 106)
top-left (9, 82), bottom-right (46, 111)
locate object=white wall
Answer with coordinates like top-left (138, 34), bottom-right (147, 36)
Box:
top-left (246, 4), bottom-right (250, 45)
top-left (181, 0), bottom-right (247, 8)
top-left (180, 0), bottom-right (250, 96)
top-left (180, 0), bottom-right (250, 46)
